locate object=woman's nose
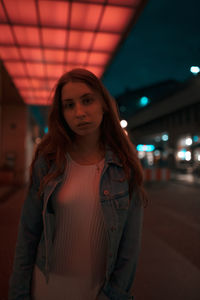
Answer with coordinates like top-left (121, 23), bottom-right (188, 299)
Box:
top-left (75, 103), bottom-right (85, 116)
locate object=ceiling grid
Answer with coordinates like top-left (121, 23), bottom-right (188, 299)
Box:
top-left (0, 0), bottom-right (147, 105)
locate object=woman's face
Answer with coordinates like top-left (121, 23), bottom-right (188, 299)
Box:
top-left (61, 81), bottom-right (104, 138)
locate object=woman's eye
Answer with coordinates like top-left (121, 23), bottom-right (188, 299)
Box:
top-left (63, 102), bottom-right (74, 109)
top-left (83, 98), bottom-right (93, 104)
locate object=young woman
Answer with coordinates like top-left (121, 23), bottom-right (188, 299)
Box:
top-left (9, 68), bottom-right (147, 300)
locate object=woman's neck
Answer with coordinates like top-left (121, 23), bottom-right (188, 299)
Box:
top-left (72, 133), bottom-right (104, 155)
top-left (68, 139), bottom-right (105, 164)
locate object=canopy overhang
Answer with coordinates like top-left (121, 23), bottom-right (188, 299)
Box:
top-left (0, 0), bottom-right (147, 105)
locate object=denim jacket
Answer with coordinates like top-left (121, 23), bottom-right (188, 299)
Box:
top-left (9, 145), bottom-right (143, 300)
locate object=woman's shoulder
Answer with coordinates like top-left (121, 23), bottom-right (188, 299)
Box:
top-left (33, 154), bottom-right (50, 176)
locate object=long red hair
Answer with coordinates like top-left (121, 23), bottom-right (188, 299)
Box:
top-left (29, 68), bottom-right (147, 206)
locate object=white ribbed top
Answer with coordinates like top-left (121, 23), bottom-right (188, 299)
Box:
top-left (31, 153), bottom-right (108, 300)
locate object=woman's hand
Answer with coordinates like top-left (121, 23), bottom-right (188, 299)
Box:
top-left (97, 290), bottom-right (110, 300)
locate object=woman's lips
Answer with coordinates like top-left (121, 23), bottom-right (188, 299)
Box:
top-left (77, 122), bottom-right (91, 127)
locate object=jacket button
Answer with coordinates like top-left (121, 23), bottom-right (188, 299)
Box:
top-left (104, 190), bottom-right (109, 196)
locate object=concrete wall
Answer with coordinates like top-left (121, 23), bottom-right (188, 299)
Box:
top-left (0, 61), bottom-right (35, 185)
top-left (1, 104), bottom-right (27, 185)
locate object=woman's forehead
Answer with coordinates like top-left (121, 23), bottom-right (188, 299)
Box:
top-left (61, 81), bottom-right (100, 99)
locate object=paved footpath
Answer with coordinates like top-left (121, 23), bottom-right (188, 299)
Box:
top-left (0, 182), bottom-right (200, 300)
top-left (0, 186), bottom-right (27, 300)
top-left (133, 181), bottom-right (200, 300)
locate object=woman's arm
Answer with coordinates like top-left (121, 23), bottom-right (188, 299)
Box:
top-left (101, 191), bottom-right (144, 300)
top-left (8, 156), bottom-right (46, 300)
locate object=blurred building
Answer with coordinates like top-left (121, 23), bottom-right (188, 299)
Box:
top-left (0, 61), bottom-right (42, 185)
top-left (116, 74), bottom-right (200, 174)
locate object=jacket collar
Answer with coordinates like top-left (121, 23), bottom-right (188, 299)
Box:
top-left (104, 144), bottom-right (123, 167)
top-left (49, 144), bottom-right (123, 184)
top-left (43, 144), bottom-right (123, 210)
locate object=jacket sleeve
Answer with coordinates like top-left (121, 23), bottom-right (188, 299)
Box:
top-left (101, 190), bottom-right (144, 300)
top-left (8, 156), bottom-right (46, 300)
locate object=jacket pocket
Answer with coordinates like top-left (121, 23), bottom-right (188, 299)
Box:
top-left (114, 194), bottom-right (129, 210)
top-left (111, 194), bottom-right (129, 234)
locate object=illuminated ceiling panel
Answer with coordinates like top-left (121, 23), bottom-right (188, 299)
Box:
top-left (44, 49), bottom-right (65, 63)
top-left (0, 3), bottom-right (6, 21)
top-left (14, 26), bottom-right (40, 46)
top-left (4, 0), bottom-right (37, 25)
top-left (0, 0), bottom-right (148, 105)
top-left (21, 47), bottom-right (43, 61)
top-left (0, 25), bottom-right (14, 43)
top-left (71, 3), bottom-right (103, 30)
top-left (13, 77), bottom-right (31, 88)
top-left (0, 46), bottom-right (20, 59)
top-left (39, 1), bottom-right (69, 27)
top-left (100, 6), bottom-right (134, 32)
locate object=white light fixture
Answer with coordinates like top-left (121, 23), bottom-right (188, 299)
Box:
top-left (154, 150), bottom-right (160, 156)
top-left (185, 151), bottom-right (191, 161)
top-left (136, 144), bottom-right (155, 152)
top-left (162, 134), bottom-right (168, 141)
top-left (190, 66), bottom-right (200, 74)
top-left (138, 151), bottom-right (145, 159)
top-left (120, 119), bottom-right (128, 128)
top-left (139, 96), bottom-right (149, 107)
top-left (177, 151), bottom-right (185, 159)
top-left (185, 137), bottom-right (192, 146)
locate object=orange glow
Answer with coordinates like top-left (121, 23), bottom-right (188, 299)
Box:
top-left (31, 78), bottom-right (49, 89)
top-left (71, 3), bottom-right (103, 31)
top-left (67, 51), bottom-right (88, 64)
top-left (0, 0), bottom-right (147, 105)
top-left (88, 52), bottom-right (110, 65)
top-left (48, 79), bottom-right (59, 90)
top-left (4, 0), bottom-right (37, 25)
top-left (0, 25), bottom-right (14, 44)
top-left (34, 90), bottom-right (50, 99)
top-left (26, 62), bottom-right (44, 77)
top-left (21, 47), bottom-right (43, 61)
top-left (42, 28), bottom-right (67, 48)
top-left (0, 46), bottom-right (20, 59)
top-left (100, 6), bottom-right (134, 32)
top-left (13, 78), bottom-right (31, 88)
top-left (46, 64), bottom-right (64, 78)
top-left (93, 33), bottom-right (121, 51)
top-left (109, 0), bottom-right (140, 5)
top-left (68, 31), bottom-right (94, 50)
top-left (44, 49), bottom-right (65, 63)
top-left (13, 26), bottom-right (40, 46)
top-left (20, 89), bottom-right (35, 101)
top-left (85, 66), bottom-right (104, 78)
top-left (39, 1), bottom-right (69, 27)
top-left (4, 62), bottom-right (26, 76)
top-left (0, 3), bottom-right (7, 22)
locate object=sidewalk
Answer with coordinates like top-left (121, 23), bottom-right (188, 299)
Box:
top-left (133, 181), bottom-right (200, 300)
top-left (170, 172), bottom-right (200, 187)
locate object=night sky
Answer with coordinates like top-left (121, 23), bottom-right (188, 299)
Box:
top-left (102, 0), bottom-right (200, 97)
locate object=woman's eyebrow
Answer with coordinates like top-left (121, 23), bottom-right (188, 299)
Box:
top-left (81, 93), bottom-right (93, 98)
top-left (62, 93), bottom-right (93, 102)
